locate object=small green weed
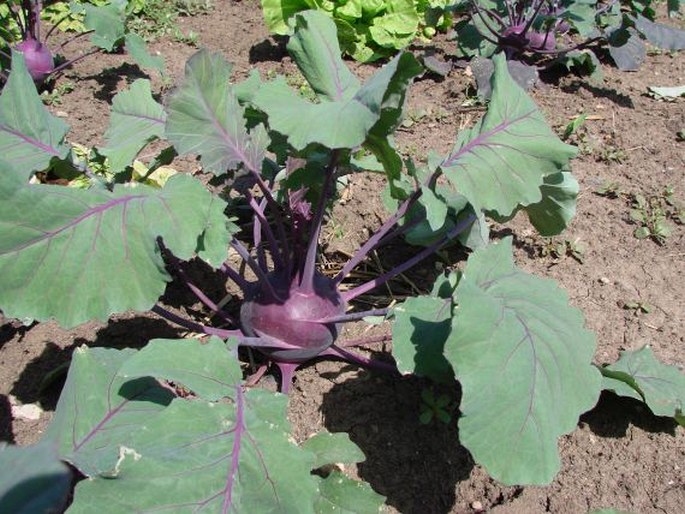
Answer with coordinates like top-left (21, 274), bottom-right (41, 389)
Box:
top-left (419, 388), bottom-right (453, 425)
top-left (540, 238), bottom-right (585, 264)
top-left (41, 82), bottom-right (74, 106)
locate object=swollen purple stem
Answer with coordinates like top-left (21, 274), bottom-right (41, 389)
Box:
top-left (342, 213), bottom-right (477, 302)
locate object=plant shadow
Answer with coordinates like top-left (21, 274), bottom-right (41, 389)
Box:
top-left (0, 394), bottom-right (14, 443)
top-left (320, 368), bottom-right (473, 514)
top-left (83, 62), bottom-right (150, 104)
top-left (249, 38), bottom-right (288, 64)
top-left (9, 316), bottom-right (183, 409)
top-left (582, 390), bottom-right (680, 438)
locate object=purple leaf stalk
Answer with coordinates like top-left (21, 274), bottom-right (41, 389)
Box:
top-left (153, 150), bottom-right (476, 393)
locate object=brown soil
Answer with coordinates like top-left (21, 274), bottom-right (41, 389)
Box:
top-left (1, 1), bottom-right (684, 513)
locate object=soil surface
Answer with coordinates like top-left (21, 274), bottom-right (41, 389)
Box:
top-left (1, 1), bottom-right (684, 513)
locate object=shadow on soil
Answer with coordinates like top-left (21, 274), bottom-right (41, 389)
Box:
top-left (83, 62), bottom-right (150, 104)
top-left (582, 390), bottom-right (680, 438)
top-left (320, 367), bottom-right (473, 514)
top-left (249, 38), bottom-right (288, 63)
top-left (9, 316), bottom-right (182, 410)
top-left (0, 394), bottom-right (13, 443)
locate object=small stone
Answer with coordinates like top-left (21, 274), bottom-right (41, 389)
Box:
top-left (12, 403), bottom-right (42, 421)
top-left (56, 111), bottom-right (69, 118)
top-left (472, 500), bottom-right (483, 511)
top-left (599, 277), bottom-right (610, 284)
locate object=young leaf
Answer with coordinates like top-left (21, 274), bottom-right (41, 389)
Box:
top-left (600, 346), bottom-right (685, 423)
top-left (0, 174), bottom-right (231, 327)
top-left (286, 10), bottom-right (360, 101)
top-left (0, 442), bottom-right (71, 514)
top-left (0, 53), bottom-right (70, 182)
top-left (124, 33), bottom-right (165, 75)
top-left (260, 0), bottom-right (311, 35)
top-left (118, 337), bottom-right (241, 401)
top-left (101, 79), bottom-right (166, 173)
top-left (441, 54), bottom-right (577, 217)
top-left (165, 49), bottom-right (266, 175)
top-left (253, 11), bottom-right (421, 150)
top-left (83, 3), bottom-right (126, 51)
top-left (45, 346), bottom-right (175, 477)
top-left (447, 238), bottom-right (601, 485)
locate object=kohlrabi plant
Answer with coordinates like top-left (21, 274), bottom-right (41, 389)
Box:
top-left (453, 0), bottom-right (685, 93)
top-left (1, 9), bottom-right (683, 512)
top-left (260, 0), bottom-right (454, 62)
top-left (0, 0), bottom-right (163, 85)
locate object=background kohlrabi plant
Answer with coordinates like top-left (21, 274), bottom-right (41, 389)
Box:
top-left (0, 8), bottom-right (683, 513)
top-left (452, 0), bottom-right (685, 94)
top-left (0, 0), bottom-right (164, 85)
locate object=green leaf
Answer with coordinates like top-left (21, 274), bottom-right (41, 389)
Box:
top-left (253, 12), bottom-right (421, 150)
top-left (68, 390), bottom-right (319, 513)
top-left (600, 346), bottom-right (685, 422)
top-left (524, 171), bottom-right (579, 236)
top-left (286, 10), bottom-right (360, 101)
top-left (392, 295), bottom-right (455, 383)
top-left (0, 442), bottom-right (71, 514)
top-left (118, 337), bottom-right (241, 401)
top-left (0, 174), bottom-right (230, 327)
top-left (101, 79), bottom-right (166, 173)
top-left (447, 238), bottom-right (600, 484)
top-left (441, 54), bottom-right (577, 216)
top-left (0, 53), bottom-right (70, 182)
top-left (45, 346), bottom-right (174, 476)
top-left (165, 49), bottom-right (267, 175)
top-left (124, 33), bottom-right (165, 75)
top-left (301, 431), bottom-right (365, 469)
top-left (83, 3), bottom-right (126, 51)
top-left (315, 471), bottom-right (385, 513)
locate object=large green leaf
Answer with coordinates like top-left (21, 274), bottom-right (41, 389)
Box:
top-left (600, 346), bottom-right (685, 424)
top-left (57, 342), bottom-right (321, 513)
top-left (302, 431), bottom-right (385, 513)
top-left (165, 49), bottom-right (267, 175)
top-left (441, 54), bottom-right (577, 217)
top-left (0, 442), bottom-right (71, 514)
top-left (45, 346), bottom-right (174, 476)
top-left (118, 337), bottom-right (241, 401)
top-left (0, 174), bottom-right (231, 327)
top-left (447, 238), bottom-right (600, 484)
top-left (123, 33), bottom-right (165, 75)
top-left (0, 53), bottom-right (70, 182)
top-left (101, 79), bottom-right (166, 173)
top-left (392, 295), bottom-right (455, 383)
top-left (253, 11), bottom-right (422, 150)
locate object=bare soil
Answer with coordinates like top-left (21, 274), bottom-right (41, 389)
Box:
top-left (1, 1), bottom-right (684, 513)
